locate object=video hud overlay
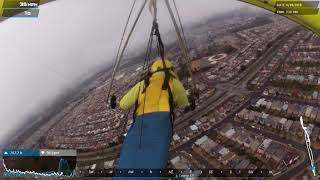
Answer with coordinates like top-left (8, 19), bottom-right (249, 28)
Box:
top-left (1, 0), bottom-right (42, 17)
top-left (2, 149), bottom-right (77, 177)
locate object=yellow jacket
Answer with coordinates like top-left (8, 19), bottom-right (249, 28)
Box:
top-left (120, 71), bottom-right (189, 116)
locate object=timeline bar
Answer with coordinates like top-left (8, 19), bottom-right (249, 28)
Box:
top-left (80, 169), bottom-right (273, 178)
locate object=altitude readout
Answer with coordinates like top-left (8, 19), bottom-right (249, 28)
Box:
top-left (5, 151), bottom-right (23, 156)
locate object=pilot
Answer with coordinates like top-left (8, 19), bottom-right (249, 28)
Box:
top-left (115, 58), bottom-right (190, 179)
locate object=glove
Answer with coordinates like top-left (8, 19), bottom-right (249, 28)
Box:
top-left (183, 96), bottom-right (196, 113)
top-left (110, 95), bottom-right (117, 109)
top-left (183, 106), bottom-right (191, 114)
top-left (189, 96), bottom-right (196, 111)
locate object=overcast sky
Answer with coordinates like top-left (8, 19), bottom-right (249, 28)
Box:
top-left (0, 0), bottom-right (252, 144)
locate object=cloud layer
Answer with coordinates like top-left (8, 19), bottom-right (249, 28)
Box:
top-left (0, 0), bottom-right (246, 144)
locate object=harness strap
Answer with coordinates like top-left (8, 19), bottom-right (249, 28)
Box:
top-left (132, 95), bottom-right (139, 120)
top-left (167, 80), bottom-right (175, 132)
top-left (132, 20), bottom-right (175, 134)
top-left (154, 21), bottom-right (175, 126)
top-left (133, 72), bottom-right (175, 119)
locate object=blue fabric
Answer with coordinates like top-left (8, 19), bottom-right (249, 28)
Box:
top-left (115, 112), bottom-right (172, 180)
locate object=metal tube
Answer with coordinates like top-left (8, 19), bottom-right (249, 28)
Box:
top-left (106, 0), bottom-right (148, 102)
top-left (164, 0), bottom-right (197, 94)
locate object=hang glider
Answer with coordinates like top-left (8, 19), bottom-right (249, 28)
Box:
top-left (239, 0), bottom-right (320, 36)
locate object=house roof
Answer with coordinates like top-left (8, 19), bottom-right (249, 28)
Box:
top-left (265, 141), bottom-right (279, 156)
top-left (280, 118), bottom-right (287, 124)
top-left (195, 136), bottom-right (209, 146)
top-left (235, 159), bottom-right (250, 169)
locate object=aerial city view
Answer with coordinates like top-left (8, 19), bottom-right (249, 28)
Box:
top-left (1, 0), bottom-right (320, 180)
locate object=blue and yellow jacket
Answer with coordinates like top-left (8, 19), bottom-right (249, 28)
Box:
top-left (120, 71), bottom-right (189, 116)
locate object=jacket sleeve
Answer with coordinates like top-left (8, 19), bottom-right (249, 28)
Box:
top-left (120, 81), bottom-right (144, 110)
top-left (172, 78), bottom-right (189, 109)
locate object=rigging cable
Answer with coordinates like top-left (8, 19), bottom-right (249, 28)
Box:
top-left (172, 0), bottom-right (192, 90)
top-left (102, 0), bottom-right (147, 157)
top-left (106, 0), bottom-right (148, 104)
top-left (172, 0), bottom-right (188, 48)
top-left (164, 0), bottom-right (198, 97)
top-left (110, 0), bottom-right (137, 87)
top-left (135, 22), bottom-right (155, 150)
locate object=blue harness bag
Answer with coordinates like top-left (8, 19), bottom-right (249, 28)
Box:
top-left (115, 112), bottom-right (172, 180)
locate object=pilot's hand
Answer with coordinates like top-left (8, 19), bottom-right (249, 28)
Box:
top-left (189, 96), bottom-right (196, 111)
top-left (110, 95), bottom-right (117, 109)
top-left (183, 106), bottom-right (191, 114)
top-left (183, 96), bottom-right (196, 113)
